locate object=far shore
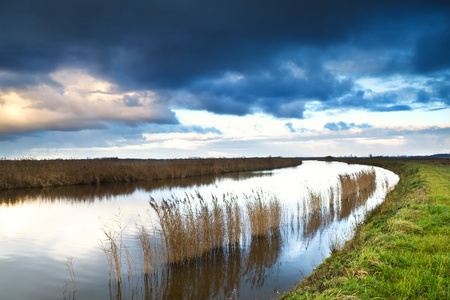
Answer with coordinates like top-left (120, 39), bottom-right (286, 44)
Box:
top-left (0, 157), bottom-right (302, 190)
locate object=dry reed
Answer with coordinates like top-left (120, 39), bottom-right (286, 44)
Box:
top-left (245, 190), bottom-right (282, 237)
top-left (223, 193), bottom-right (242, 246)
top-left (137, 224), bottom-right (155, 276)
top-left (0, 157), bottom-right (302, 190)
top-left (149, 192), bottom-right (230, 264)
top-left (99, 209), bottom-right (136, 297)
top-left (94, 167), bottom-right (380, 298)
top-left (146, 190), bottom-right (282, 266)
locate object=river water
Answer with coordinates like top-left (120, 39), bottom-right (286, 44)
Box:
top-left (0, 161), bottom-right (398, 300)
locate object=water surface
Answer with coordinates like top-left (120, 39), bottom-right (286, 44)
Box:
top-left (0, 161), bottom-right (398, 300)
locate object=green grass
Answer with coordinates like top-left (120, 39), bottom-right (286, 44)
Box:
top-left (282, 161), bottom-right (449, 299)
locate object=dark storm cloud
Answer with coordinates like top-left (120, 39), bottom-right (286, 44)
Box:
top-left (1, 0), bottom-right (450, 119)
top-left (411, 75), bottom-right (450, 106)
top-left (0, 130), bottom-right (47, 142)
top-left (324, 121), bottom-right (372, 131)
top-left (413, 26), bottom-right (450, 74)
top-left (183, 57), bottom-right (355, 117)
top-left (327, 89), bottom-right (415, 112)
top-left (0, 71), bottom-right (59, 90)
top-left (0, 134), bottom-right (20, 142)
top-left (416, 89), bottom-right (431, 104)
top-left (425, 75), bottom-right (450, 105)
top-left (371, 105), bottom-right (412, 112)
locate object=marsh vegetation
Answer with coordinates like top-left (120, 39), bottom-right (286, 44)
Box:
top-left (98, 168), bottom-right (380, 299)
top-left (0, 157), bottom-right (302, 189)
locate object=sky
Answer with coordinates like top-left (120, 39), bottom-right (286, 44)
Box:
top-left (1, 0), bottom-right (449, 159)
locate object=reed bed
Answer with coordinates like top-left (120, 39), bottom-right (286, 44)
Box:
top-left (223, 193), bottom-right (242, 246)
top-left (245, 190), bottom-right (282, 237)
top-left (98, 168), bottom-right (378, 296)
top-left (149, 192), bottom-right (244, 265)
top-left (0, 157), bottom-right (302, 190)
top-left (132, 190), bottom-right (282, 267)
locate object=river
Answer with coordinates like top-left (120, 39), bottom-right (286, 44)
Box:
top-left (0, 161), bottom-right (398, 300)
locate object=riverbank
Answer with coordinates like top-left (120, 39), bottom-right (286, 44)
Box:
top-left (0, 157), bottom-right (302, 190)
top-left (282, 159), bottom-right (449, 299)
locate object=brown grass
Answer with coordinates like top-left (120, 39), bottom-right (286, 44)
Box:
top-left (137, 224), bottom-right (156, 276)
top-left (145, 190), bottom-right (282, 266)
top-left (99, 209), bottom-right (135, 296)
top-left (0, 157), bottom-right (302, 190)
top-left (245, 190), bottom-right (282, 237)
top-left (149, 192), bottom-right (236, 264)
top-left (223, 193), bottom-right (242, 246)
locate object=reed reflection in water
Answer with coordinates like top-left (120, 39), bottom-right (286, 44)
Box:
top-left (137, 229), bottom-right (282, 300)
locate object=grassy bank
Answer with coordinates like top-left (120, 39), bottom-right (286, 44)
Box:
top-left (0, 157), bottom-right (302, 190)
top-left (283, 160), bottom-right (449, 299)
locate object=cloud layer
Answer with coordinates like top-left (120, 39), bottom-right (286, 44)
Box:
top-left (0, 0), bottom-right (449, 157)
top-left (1, 1), bottom-right (449, 122)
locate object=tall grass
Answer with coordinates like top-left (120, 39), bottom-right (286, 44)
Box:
top-left (0, 157), bottom-right (302, 190)
top-left (223, 193), bottom-right (242, 246)
top-left (149, 192), bottom-right (243, 264)
top-left (245, 190), bottom-right (282, 237)
top-left (137, 224), bottom-right (157, 277)
top-left (97, 168), bottom-right (380, 298)
top-left (138, 190), bottom-right (282, 266)
top-left (99, 209), bottom-right (136, 297)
